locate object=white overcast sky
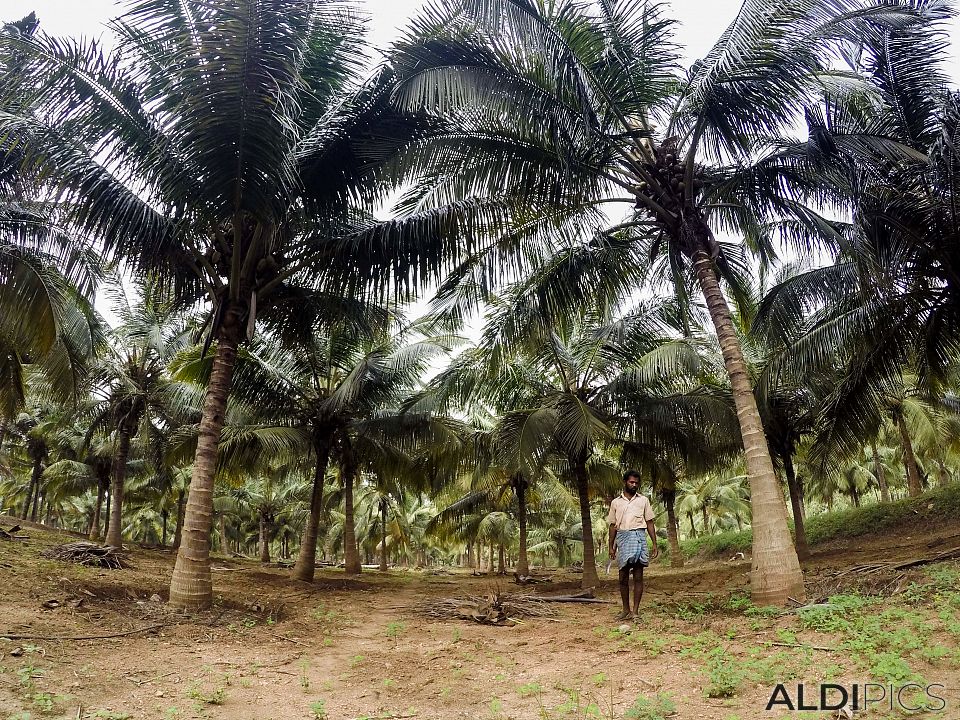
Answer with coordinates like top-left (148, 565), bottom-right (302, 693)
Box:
top-left (7, 0), bottom-right (960, 82)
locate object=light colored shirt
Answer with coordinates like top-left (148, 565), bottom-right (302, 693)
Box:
top-left (607, 492), bottom-right (654, 531)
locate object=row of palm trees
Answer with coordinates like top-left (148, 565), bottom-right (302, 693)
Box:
top-left (1, 0), bottom-right (958, 607)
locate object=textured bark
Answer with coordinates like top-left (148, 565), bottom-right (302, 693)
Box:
top-left (870, 440), bottom-right (890, 502)
top-left (896, 414), bottom-right (923, 497)
top-left (572, 460), bottom-right (601, 589)
top-left (173, 490), bottom-right (185, 550)
top-left (379, 500), bottom-right (388, 572)
top-left (664, 490), bottom-right (683, 568)
top-left (218, 514), bottom-right (227, 553)
top-left (783, 454), bottom-right (810, 561)
top-left (22, 455), bottom-right (41, 519)
top-left (105, 425), bottom-right (133, 548)
top-left (498, 543), bottom-right (505, 574)
top-left (692, 251), bottom-right (805, 605)
top-left (293, 438), bottom-right (331, 582)
top-left (341, 452), bottom-right (362, 575)
top-left (259, 511), bottom-right (270, 563)
top-left (161, 510), bottom-right (168, 547)
top-left (169, 328), bottom-right (240, 610)
top-left (89, 473), bottom-right (107, 541)
top-left (515, 476), bottom-right (530, 576)
top-left (467, 540), bottom-right (475, 569)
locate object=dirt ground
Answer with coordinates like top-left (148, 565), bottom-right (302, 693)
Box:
top-left (2, 519), bottom-right (960, 720)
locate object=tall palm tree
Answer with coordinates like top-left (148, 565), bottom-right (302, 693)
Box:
top-left (1, 0), bottom-right (454, 608)
top-left (385, 0), bottom-right (914, 603)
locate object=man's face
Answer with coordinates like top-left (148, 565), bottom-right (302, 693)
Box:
top-left (624, 476), bottom-right (639, 495)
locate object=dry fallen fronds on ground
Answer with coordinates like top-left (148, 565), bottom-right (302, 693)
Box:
top-left (42, 541), bottom-right (129, 569)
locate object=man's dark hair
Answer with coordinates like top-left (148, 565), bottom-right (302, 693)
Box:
top-left (622, 470), bottom-right (641, 483)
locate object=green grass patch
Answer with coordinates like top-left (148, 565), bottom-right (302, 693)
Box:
top-left (681, 482), bottom-right (960, 559)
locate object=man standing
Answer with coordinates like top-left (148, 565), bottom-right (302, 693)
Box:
top-left (607, 470), bottom-right (658, 620)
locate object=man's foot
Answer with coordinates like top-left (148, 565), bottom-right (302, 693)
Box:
top-left (614, 610), bottom-right (635, 622)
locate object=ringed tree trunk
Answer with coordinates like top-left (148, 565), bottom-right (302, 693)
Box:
top-left (22, 454), bottom-right (42, 520)
top-left (341, 451), bottom-right (362, 575)
top-left (105, 418), bottom-right (135, 548)
top-left (572, 459), bottom-right (601, 589)
top-left (895, 413), bottom-right (923, 497)
top-left (783, 453), bottom-right (810, 561)
top-left (169, 323), bottom-right (242, 610)
top-left (514, 475), bottom-right (530, 576)
top-left (259, 510), bottom-right (270, 563)
top-left (692, 249), bottom-right (805, 606)
top-left (161, 509), bottom-right (169, 547)
top-left (870, 440), bottom-right (890, 503)
top-left (173, 489), bottom-right (186, 550)
top-left (379, 499), bottom-right (388, 572)
top-left (293, 436), bottom-right (331, 582)
top-left (218, 514), bottom-right (227, 553)
top-left (89, 472), bottom-right (108, 541)
top-left (663, 490), bottom-right (683, 568)
top-left (498, 543), bottom-right (505, 574)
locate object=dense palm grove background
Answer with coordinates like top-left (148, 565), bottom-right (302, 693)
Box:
top-left (1, 0), bottom-right (959, 607)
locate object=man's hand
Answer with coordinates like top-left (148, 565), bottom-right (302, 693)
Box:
top-left (649, 543), bottom-right (659, 560)
top-left (608, 543), bottom-right (616, 558)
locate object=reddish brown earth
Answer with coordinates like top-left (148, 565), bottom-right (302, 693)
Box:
top-left (1, 518), bottom-right (959, 720)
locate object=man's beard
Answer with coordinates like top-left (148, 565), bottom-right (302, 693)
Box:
top-left (624, 487), bottom-right (637, 497)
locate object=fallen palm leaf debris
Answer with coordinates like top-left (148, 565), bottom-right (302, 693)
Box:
top-left (413, 592), bottom-right (560, 625)
top-left (42, 541), bottom-right (129, 569)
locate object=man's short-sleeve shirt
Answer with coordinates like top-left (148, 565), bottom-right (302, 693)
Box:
top-left (606, 493), bottom-right (655, 531)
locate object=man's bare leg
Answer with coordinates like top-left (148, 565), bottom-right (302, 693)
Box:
top-left (632, 566), bottom-right (644, 615)
top-left (618, 565), bottom-right (632, 618)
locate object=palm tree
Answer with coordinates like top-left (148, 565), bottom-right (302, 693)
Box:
top-left (386, 0), bottom-right (912, 602)
top-left (213, 317), bottom-right (454, 580)
top-left (425, 273), bottom-right (717, 588)
top-left (41, 426), bottom-right (113, 540)
top-left (1, 0), bottom-right (453, 609)
top-left (754, 4), bottom-right (958, 498)
top-left (84, 287), bottom-right (190, 548)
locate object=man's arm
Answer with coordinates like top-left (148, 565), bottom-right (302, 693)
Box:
top-left (646, 519), bottom-right (659, 559)
top-left (608, 523), bottom-right (617, 556)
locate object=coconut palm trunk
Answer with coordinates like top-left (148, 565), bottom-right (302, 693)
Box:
top-left (572, 460), bottom-right (600, 589)
top-left (293, 438), bottom-right (331, 582)
top-left (498, 543), bottom-right (505, 574)
top-left (173, 490), bottom-right (186, 550)
top-left (783, 454), bottom-right (810, 561)
top-left (895, 414), bottom-right (923, 497)
top-left (515, 475), bottom-right (529, 576)
top-left (870, 440), bottom-right (891, 503)
top-left (89, 473), bottom-right (107, 541)
top-left (379, 499), bottom-right (388, 572)
top-left (663, 490), bottom-right (683, 568)
top-left (169, 328), bottom-right (241, 610)
top-left (691, 250), bottom-right (805, 605)
top-left (259, 511), bottom-right (270, 563)
top-left (105, 424), bottom-right (133, 548)
top-left (161, 510), bottom-right (168, 546)
top-left (22, 454), bottom-right (41, 519)
top-left (341, 452), bottom-right (362, 575)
